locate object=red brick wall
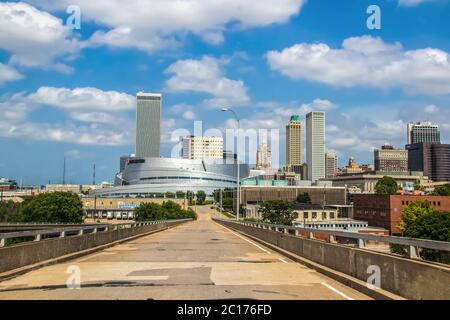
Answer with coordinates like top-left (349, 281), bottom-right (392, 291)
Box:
top-left (353, 194), bottom-right (391, 232)
top-left (353, 194), bottom-right (450, 235)
top-left (390, 195), bottom-right (450, 234)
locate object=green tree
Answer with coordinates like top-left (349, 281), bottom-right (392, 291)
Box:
top-left (134, 202), bottom-right (164, 221)
top-left (18, 192), bottom-right (83, 223)
top-left (0, 200), bottom-right (22, 222)
top-left (259, 200), bottom-right (296, 226)
top-left (196, 191), bottom-right (206, 205)
top-left (135, 201), bottom-right (197, 221)
top-left (165, 192), bottom-right (175, 199)
top-left (297, 192), bottom-right (312, 204)
top-left (186, 191), bottom-right (195, 205)
top-left (432, 184), bottom-right (450, 196)
top-left (161, 201), bottom-right (183, 219)
top-left (375, 176), bottom-right (399, 195)
top-left (175, 191), bottom-right (186, 199)
top-left (395, 201), bottom-right (450, 262)
top-left (222, 198), bottom-right (233, 211)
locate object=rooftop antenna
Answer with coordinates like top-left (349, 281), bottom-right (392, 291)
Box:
top-left (93, 164), bottom-right (96, 186)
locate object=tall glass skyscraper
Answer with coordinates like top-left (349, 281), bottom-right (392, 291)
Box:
top-left (306, 111), bottom-right (325, 181)
top-left (135, 92), bottom-right (162, 158)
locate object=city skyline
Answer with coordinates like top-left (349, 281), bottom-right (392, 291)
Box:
top-left (1, 0), bottom-right (450, 185)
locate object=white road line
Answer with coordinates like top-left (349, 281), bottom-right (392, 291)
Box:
top-left (278, 258), bottom-right (288, 263)
top-left (321, 282), bottom-right (355, 300)
top-left (218, 224), bottom-right (271, 254)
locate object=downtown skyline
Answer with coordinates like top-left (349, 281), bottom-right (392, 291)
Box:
top-left (1, 0), bottom-right (450, 185)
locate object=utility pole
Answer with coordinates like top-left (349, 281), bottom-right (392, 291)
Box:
top-left (93, 164), bottom-right (96, 186)
top-left (220, 189), bottom-right (223, 212)
top-left (221, 108), bottom-right (241, 221)
top-left (62, 156), bottom-right (66, 185)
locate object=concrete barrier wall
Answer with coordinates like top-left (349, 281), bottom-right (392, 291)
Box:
top-left (0, 220), bottom-right (187, 274)
top-left (216, 220), bottom-right (450, 300)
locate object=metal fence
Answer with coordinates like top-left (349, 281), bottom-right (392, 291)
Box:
top-left (0, 219), bottom-right (191, 248)
top-left (215, 218), bottom-right (450, 259)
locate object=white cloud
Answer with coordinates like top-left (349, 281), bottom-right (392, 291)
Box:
top-left (28, 87), bottom-right (135, 112)
top-left (424, 104), bottom-right (440, 114)
top-left (165, 56), bottom-right (250, 107)
top-left (182, 110), bottom-right (196, 120)
top-left (398, 0), bottom-right (437, 6)
top-left (0, 63), bottom-right (23, 84)
top-left (31, 0), bottom-right (305, 52)
top-left (0, 87), bottom-right (135, 146)
top-left (0, 2), bottom-right (80, 71)
top-left (266, 35), bottom-right (450, 95)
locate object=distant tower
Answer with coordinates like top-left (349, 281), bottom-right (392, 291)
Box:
top-left (306, 111), bottom-right (326, 181)
top-left (256, 133), bottom-right (272, 171)
top-left (325, 152), bottom-right (338, 179)
top-left (135, 92), bottom-right (162, 158)
top-left (286, 115), bottom-right (302, 167)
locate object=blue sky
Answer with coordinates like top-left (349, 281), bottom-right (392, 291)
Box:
top-left (0, 0), bottom-right (449, 185)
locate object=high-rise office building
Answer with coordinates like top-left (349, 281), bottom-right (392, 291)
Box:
top-left (256, 134), bottom-right (272, 171)
top-left (135, 92), bottom-right (162, 158)
top-left (306, 111), bottom-right (326, 181)
top-left (181, 136), bottom-right (223, 160)
top-left (325, 152), bottom-right (338, 179)
top-left (407, 121), bottom-right (440, 145)
top-left (286, 115), bottom-right (302, 167)
top-left (406, 142), bottom-right (450, 182)
top-left (374, 144), bottom-right (408, 173)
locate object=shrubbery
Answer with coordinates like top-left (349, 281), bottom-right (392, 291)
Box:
top-left (134, 201), bottom-right (197, 221)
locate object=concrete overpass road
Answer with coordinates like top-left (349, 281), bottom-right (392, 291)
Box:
top-left (0, 207), bottom-right (371, 300)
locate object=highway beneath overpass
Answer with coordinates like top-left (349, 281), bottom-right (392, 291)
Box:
top-left (0, 207), bottom-right (370, 300)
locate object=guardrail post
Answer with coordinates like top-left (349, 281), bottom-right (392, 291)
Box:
top-left (329, 235), bottom-right (336, 243)
top-left (93, 228), bottom-right (97, 234)
top-left (0, 238), bottom-right (5, 247)
top-left (284, 228), bottom-right (289, 234)
top-left (294, 230), bottom-right (299, 236)
top-left (357, 239), bottom-right (365, 248)
top-left (408, 246), bottom-right (420, 259)
top-left (308, 232), bottom-right (314, 239)
top-left (34, 234), bottom-right (41, 242)
top-left (60, 231), bottom-right (65, 238)
top-left (78, 229), bottom-right (84, 236)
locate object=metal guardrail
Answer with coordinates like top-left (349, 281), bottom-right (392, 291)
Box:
top-left (0, 219), bottom-right (191, 248)
top-left (214, 218), bottom-right (450, 259)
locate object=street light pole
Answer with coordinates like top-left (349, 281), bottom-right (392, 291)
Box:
top-left (221, 108), bottom-right (240, 221)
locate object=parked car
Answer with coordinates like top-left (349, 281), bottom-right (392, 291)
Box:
top-left (107, 212), bottom-right (114, 220)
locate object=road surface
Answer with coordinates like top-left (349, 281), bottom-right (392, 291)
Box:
top-left (0, 207), bottom-right (371, 300)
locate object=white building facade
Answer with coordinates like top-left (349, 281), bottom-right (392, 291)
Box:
top-left (306, 111), bottom-right (326, 181)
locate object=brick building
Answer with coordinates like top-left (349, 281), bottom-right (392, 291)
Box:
top-left (353, 194), bottom-right (450, 235)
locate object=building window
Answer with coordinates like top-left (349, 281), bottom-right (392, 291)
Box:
top-left (312, 212), bottom-right (317, 219)
top-left (330, 213), bottom-right (335, 219)
top-left (322, 212), bottom-right (327, 220)
top-left (303, 212), bottom-right (308, 219)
